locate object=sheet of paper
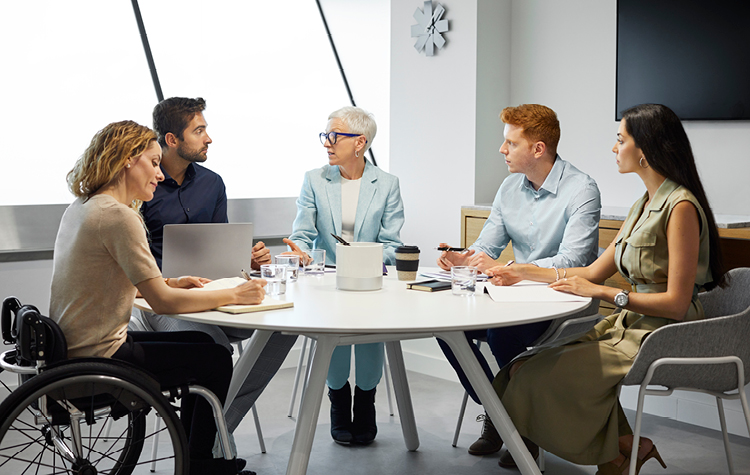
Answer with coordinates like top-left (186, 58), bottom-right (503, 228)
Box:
top-left (419, 271), bottom-right (488, 282)
top-left (482, 280), bottom-right (589, 303)
top-left (191, 277), bottom-right (294, 313)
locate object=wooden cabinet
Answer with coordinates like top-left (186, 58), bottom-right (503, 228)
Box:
top-left (461, 206), bottom-right (750, 316)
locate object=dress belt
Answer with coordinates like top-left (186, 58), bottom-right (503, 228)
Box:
top-left (630, 282), bottom-right (700, 298)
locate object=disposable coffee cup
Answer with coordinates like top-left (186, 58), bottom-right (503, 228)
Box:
top-left (395, 245), bottom-right (420, 281)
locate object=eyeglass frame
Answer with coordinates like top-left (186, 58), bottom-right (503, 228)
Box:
top-left (319, 131), bottom-right (367, 146)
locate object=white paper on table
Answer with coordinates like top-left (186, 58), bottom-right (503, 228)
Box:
top-left (419, 271), bottom-right (488, 282)
top-left (481, 280), bottom-right (589, 303)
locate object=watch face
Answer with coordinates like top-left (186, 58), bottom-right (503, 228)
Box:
top-left (615, 292), bottom-right (628, 307)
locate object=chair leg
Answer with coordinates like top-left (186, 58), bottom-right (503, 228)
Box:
top-left (251, 404), bottom-right (266, 454)
top-left (452, 390), bottom-right (469, 447)
top-left (628, 384), bottom-right (649, 475)
top-left (288, 336), bottom-right (309, 417)
top-left (538, 447), bottom-right (545, 472)
top-left (716, 397), bottom-right (735, 475)
top-left (150, 413), bottom-right (162, 472)
top-left (383, 355), bottom-right (395, 416)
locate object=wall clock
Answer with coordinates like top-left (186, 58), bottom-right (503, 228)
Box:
top-left (411, 1), bottom-right (449, 56)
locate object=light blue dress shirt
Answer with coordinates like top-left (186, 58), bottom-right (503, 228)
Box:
top-left (471, 155), bottom-right (601, 268)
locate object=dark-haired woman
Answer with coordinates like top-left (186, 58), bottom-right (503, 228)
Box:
top-left (484, 103), bottom-right (725, 474)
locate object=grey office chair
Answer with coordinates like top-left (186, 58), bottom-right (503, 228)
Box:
top-left (620, 267), bottom-right (750, 475)
top-left (451, 298), bottom-right (602, 471)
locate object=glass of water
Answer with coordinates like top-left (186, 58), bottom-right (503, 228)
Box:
top-left (260, 264), bottom-right (286, 295)
top-left (304, 249), bottom-right (326, 275)
top-left (274, 255), bottom-right (300, 282)
top-left (451, 266), bottom-right (477, 296)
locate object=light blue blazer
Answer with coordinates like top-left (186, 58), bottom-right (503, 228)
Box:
top-left (289, 161), bottom-right (405, 265)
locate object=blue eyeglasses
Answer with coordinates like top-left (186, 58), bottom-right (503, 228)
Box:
top-left (319, 131), bottom-right (366, 145)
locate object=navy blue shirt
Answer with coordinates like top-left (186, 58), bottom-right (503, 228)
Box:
top-left (141, 162), bottom-right (227, 268)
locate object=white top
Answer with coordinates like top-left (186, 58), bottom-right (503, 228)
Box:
top-left (340, 176), bottom-right (361, 243)
top-left (134, 267), bottom-right (590, 335)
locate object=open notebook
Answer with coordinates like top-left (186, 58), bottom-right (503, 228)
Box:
top-left (193, 277), bottom-right (294, 314)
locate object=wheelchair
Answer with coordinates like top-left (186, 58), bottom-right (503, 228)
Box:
top-left (0, 297), bottom-right (233, 475)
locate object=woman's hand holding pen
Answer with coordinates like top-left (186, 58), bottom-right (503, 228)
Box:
top-left (436, 242), bottom-right (475, 270)
top-left (233, 278), bottom-right (267, 305)
top-left (485, 262), bottom-right (524, 286)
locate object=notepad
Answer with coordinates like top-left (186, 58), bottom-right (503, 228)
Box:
top-left (406, 279), bottom-right (452, 292)
top-left (193, 277), bottom-right (294, 314)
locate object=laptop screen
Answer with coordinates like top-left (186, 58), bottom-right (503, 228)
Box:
top-left (161, 223), bottom-right (254, 280)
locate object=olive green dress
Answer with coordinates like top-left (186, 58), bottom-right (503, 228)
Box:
top-left (492, 178), bottom-right (713, 465)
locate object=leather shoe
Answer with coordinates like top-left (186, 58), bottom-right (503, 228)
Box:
top-left (497, 437), bottom-right (539, 469)
top-left (468, 413), bottom-right (503, 455)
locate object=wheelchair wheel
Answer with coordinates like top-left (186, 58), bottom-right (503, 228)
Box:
top-left (0, 360), bottom-right (188, 474)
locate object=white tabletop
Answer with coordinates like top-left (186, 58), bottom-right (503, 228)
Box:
top-left (134, 267), bottom-right (590, 335)
top-left (134, 267), bottom-right (591, 475)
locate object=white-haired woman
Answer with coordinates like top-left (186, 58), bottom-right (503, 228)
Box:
top-left (284, 106), bottom-right (405, 445)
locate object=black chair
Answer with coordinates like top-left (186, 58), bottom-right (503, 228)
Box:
top-left (0, 296), bottom-right (233, 475)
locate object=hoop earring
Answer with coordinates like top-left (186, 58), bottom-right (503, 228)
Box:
top-left (639, 157), bottom-right (649, 168)
top-left (355, 150), bottom-right (359, 158)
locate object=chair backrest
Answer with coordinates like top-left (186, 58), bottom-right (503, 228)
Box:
top-left (530, 298), bottom-right (601, 347)
top-left (622, 268), bottom-right (750, 391)
top-left (2, 296), bottom-right (67, 366)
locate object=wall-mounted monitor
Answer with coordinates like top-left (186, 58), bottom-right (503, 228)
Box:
top-left (616, 0), bottom-right (750, 120)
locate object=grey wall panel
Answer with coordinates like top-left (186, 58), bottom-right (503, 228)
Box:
top-left (0, 197), bottom-right (298, 261)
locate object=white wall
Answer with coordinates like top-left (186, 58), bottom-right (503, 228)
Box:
top-left (390, 0), bottom-right (749, 438)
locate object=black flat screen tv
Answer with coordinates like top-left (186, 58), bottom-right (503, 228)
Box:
top-left (616, 0), bottom-right (750, 120)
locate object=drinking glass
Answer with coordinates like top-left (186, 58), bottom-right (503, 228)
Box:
top-left (260, 264), bottom-right (286, 295)
top-left (451, 266), bottom-right (477, 296)
top-left (274, 255), bottom-right (300, 282)
top-left (304, 249), bottom-right (326, 275)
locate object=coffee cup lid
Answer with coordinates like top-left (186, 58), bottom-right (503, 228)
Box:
top-left (395, 245), bottom-right (420, 253)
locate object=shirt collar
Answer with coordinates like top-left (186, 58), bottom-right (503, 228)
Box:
top-left (521, 154), bottom-right (563, 195)
top-left (160, 162), bottom-right (196, 188)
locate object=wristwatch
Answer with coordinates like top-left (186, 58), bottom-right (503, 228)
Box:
top-left (614, 289), bottom-right (630, 308)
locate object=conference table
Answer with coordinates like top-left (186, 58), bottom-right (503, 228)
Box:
top-left (135, 267), bottom-right (590, 475)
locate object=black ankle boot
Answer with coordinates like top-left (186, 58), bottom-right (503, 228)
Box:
top-left (352, 386), bottom-right (377, 445)
top-left (328, 382), bottom-right (353, 444)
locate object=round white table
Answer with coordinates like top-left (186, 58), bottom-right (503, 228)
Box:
top-left (136, 267), bottom-right (590, 475)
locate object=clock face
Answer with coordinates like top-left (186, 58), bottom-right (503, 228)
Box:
top-left (411, 1), bottom-right (449, 56)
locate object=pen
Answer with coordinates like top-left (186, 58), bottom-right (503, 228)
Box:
top-left (331, 233), bottom-right (350, 246)
top-left (436, 246), bottom-right (466, 252)
top-left (505, 260), bottom-right (514, 266)
top-left (240, 269), bottom-right (251, 280)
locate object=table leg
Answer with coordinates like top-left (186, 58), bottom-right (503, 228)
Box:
top-left (224, 329), bottom-right (273, 413)
top-left (436, 331), bottom-right (541, 475)
top-left (286, 335), bottom-right (337, 475)
top-left (384, 341), bottom-right (420, 451)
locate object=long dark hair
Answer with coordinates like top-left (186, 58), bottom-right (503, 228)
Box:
top-left (622, 104), bottom-right (725, 289)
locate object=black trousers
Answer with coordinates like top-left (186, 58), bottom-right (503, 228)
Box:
top-left (112, 331), bottom-right (233, 459)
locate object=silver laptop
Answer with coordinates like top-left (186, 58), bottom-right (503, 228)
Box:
top-left (161, 223), bottom-right (254, 280)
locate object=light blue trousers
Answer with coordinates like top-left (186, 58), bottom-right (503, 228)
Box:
top-left (326, 342), bottom-right (384, 391)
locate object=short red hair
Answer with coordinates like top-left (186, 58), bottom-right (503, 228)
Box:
top-left (500, 104), bottom-right (560, 156)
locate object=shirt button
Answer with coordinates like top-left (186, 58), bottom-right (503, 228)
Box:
top-left (186, 208), bottom-right (190, 212)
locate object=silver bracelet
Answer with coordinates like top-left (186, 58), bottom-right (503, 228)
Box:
top-left (562, 268), bottom-right (567, 279)
top-left (553, 266), bottom-right (560, 282)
